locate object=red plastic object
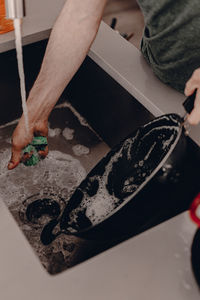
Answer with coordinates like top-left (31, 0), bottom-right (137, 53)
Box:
top-left (190, 193), bottom-right (200, 227)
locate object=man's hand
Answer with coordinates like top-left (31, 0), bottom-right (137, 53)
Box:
top-left (184, 68), bottom-right (200, 125)
top-left (8, 0), bottom-right (107, 170)
top-left (8, 118), bottom-right (48, 170)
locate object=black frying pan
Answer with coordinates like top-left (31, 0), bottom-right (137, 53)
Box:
top-left (41, 91), bottom-right (197, 243)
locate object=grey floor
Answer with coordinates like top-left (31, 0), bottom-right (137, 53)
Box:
top-left (103, 0), bottom-right (144, 49)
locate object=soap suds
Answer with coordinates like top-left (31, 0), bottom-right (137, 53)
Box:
top-left (62, 128), bottom-right (74, 140)
top-left (72, 144), bottom-right (90, 156)
top-left (48, 127), bottom-right (61, 138)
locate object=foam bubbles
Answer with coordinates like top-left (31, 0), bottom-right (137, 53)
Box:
top-left (0, 149), bottom-right (86, 207)
top-left (65, 115), bottom-right (181, 231)
top-left (67, 144), bottom-right (126, 228)
top-left (72, 144), bottom-right (90, 156)
top-left (62, 128), bottom-right (74, 140)
top-left (48, 127), bottom-right (61, 138)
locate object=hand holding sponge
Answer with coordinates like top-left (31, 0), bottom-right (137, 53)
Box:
top-left (22, 136), bottom-right (48, 166)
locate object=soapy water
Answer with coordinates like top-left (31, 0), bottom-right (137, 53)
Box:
top-left (0, 148), bottom-right (89, 273)
top-left (0, 99), bottom-right (101, 212)
top-left (0, 92), bottom-right (111, 273)
top-left (0, 149), bottom-right (86, 207)
top-left (60, 114), bottom-right (181, 232)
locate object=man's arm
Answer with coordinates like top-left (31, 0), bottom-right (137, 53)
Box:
top-left (8, 0), bottom-right (107, 170)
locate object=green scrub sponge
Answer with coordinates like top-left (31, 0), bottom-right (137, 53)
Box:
top-left (22, 136), bottom-right (48, 166)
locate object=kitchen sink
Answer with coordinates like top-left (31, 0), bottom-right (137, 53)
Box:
top-left (0, 40), bottom-right (153, 274)
top-left (1, 40), bottom-right (199, 275)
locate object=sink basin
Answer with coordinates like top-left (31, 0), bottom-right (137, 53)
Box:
top-left (0, 40), bottom-right (161, 275)
top-left (1, 40), bottom-right (200, 276)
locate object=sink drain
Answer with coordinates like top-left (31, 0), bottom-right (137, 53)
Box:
top-left (19, 192), bottom-right (66, 244)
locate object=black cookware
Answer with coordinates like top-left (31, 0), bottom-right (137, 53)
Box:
top-left (56, 91), bottom-right (197, 240)
top-left (33, 91), bottom-right (196, 245)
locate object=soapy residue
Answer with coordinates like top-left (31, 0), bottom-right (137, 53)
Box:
top-left (62, 127), bottom-right (74, 140)
top-left (67, 136), bottom-right (136, 228)
top-left (48, 127), bottom-right (61, 138)
top-left (72, 144), bottom-right (90, 156)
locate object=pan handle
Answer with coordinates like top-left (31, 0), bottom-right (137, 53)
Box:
top-left (183, 89), bottom-right (197, 114)
top-left (189, 192), bottom-right (200, 227)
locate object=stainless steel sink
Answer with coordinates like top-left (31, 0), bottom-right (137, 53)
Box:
top-left (1, 40), bottom-right (200, 276)
top-left (0, 40), bottom-right (154, 274)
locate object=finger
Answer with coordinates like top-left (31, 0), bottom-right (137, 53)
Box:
top-left (38, 145), bottom-right (49, 159)
top-left (184, 79), bottom-right (198, 96)
top-left (8, 147), bottom-right (21, 170)
top-left (187, 89), bottom-right (200, 125)
top-left (184, 69), bottom-right (200, 96)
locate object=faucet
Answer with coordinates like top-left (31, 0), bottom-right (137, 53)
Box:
top-left (5, 0), bottom-right (25, 19)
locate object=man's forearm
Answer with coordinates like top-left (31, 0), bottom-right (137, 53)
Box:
top-left (26, 0), bottom-right (107, 124)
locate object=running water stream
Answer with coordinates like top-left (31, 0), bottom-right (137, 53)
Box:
top-left (13, 18), bottom-right (29, 133)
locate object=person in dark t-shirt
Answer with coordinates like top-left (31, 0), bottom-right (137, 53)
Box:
top-left (138, 0), bottom-right (200, 93)
top-left (8, 0), bottom-right (200, 170)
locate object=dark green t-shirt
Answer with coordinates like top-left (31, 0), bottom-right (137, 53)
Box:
top-left (137, 0), bottom-right (200, 92)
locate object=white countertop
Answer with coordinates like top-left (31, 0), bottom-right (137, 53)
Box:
top-left (0, 3), bottom-right (200, 299)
